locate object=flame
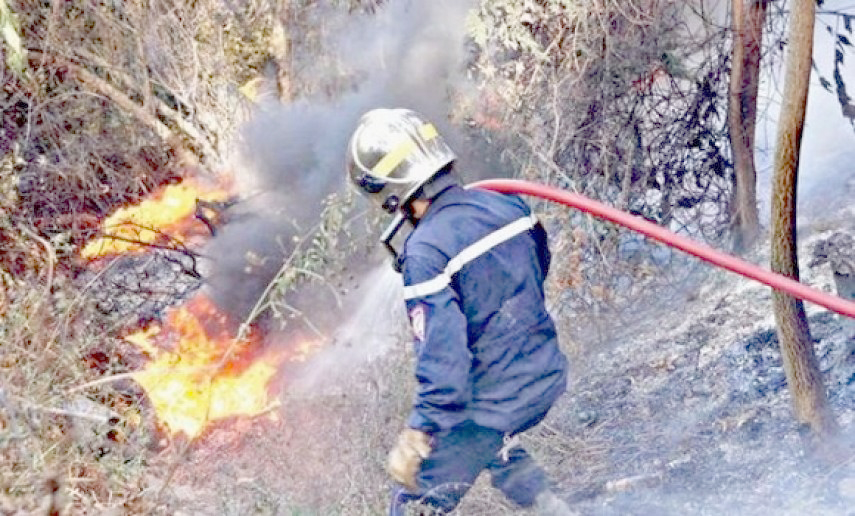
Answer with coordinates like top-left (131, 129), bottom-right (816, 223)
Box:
top-left (128, 295), bottom-right (292, 438)
top-left (81, 178), bottom-right (230, 259)
top-left (92, 175), bottom-right (323, 437)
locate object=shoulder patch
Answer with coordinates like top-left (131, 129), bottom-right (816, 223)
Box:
top-left (409, 304), bottom-right (426, 341)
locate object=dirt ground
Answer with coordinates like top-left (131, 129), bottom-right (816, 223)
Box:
top-left (151, 186), bottom-right (855, 516)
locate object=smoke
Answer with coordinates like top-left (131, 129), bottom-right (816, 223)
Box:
top-left (200, 0), bottom-right (486, 327)
top-left (284, 264), bottom-right (409, 395)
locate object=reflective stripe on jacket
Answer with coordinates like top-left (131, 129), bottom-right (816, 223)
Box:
top-left (400, 185), bottom-right (568, 434)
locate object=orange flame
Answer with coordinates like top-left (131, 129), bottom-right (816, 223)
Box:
top-left (90, 175), bottom-right (322, 437)
top-left (81, 178), bottom-right (230, 259)
top-left (128, 295), bottom-right (289, 438)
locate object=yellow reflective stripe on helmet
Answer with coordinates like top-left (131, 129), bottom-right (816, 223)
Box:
top-left (419, 123), bottom-right (438, 141)
top-left (372, 139), bottom-right (416, 178)
top-left (372, 123), bottom-right (439, 178)
top-left (402, 213), bottom-right (538, 300)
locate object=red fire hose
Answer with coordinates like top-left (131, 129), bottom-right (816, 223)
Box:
top-left (472, 179), bottom-right (855, 319)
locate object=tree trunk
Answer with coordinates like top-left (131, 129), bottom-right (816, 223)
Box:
top-left (770, 0), bottom-right (836, 438)
top-left (271, 4), bottom-right (294, 103)
top-left (728, 0), bottom-right (767, 251)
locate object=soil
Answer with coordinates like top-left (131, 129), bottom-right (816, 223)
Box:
top-left (553, 245), bottom-right (855, 516)
top-left (152, 188), bottom-right (855, 516)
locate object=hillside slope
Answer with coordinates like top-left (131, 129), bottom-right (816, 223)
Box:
top-left (158, 182), bottom-right (855, 516)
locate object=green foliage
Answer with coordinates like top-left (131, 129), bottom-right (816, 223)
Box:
top-left (1, 1), bottom-right (806, 512)
top-left (237, 191), bottom-right (359, 337)
top-left (201, 3), bottom-right (276, 86)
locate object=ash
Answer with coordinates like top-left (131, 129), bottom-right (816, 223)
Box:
top-left (81, 249), bottom-right (202, 324)
top-left (551, 229), bottom-right (855, 516)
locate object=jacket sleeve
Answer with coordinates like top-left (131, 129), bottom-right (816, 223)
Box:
top-left (401, 244), bottom-right (472, 434)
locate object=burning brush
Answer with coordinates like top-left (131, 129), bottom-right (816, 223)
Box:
top-left (80, 178), bottom-right (233, 260)
top-left (80, 176), bottom-right (318, 438)
top-left (124, 295), bottom-right (286, 438)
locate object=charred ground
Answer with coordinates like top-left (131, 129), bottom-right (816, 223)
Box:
top-left (146, 186), bottom-right (855, 516)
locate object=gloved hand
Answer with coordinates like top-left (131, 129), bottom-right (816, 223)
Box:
top-left (387, 428), bottom-right (432, 490)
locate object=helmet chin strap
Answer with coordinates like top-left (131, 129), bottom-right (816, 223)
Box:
top-left (380, 211), bottom-right (413, 272)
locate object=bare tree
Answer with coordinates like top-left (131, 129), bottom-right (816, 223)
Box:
top-left (728, 0), bottom-right (767, 251)
top-left (770, 0), bottom-right (836, 438)
top-left (465, 0), bottom-right (738, 317)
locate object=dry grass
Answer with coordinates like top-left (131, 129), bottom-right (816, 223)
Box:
top-left (2, 175), bottom-right (614, 515)
top-left (183, 328), bottom-right (605, 515)
top-left (0, 1), bottom-right (750, 513)
top-left (0, 223), bottom-right (171, 514)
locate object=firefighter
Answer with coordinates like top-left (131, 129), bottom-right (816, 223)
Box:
top-left (346, 108), bottom-right (574, 515)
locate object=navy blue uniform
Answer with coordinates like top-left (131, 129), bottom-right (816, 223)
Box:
top-left (391, 184), bottom-right (568, 513)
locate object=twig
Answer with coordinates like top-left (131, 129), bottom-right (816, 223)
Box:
top-left (67, 47), bottom-right (218, 163)
top-left (66, 363), bottom-right (227, 395)
top-left (18, 225), bottom-right (55, 326)
top-left (276, 302), bottom-right (326, 340)
top-left (149, 233), bottom-right (313, 499)
top-left (27, 50), bottom-right (174, 142)
top-left (65, 372), bottom-right (139, 394)
top-left (27, 406), bottom-right (112, 424)
top-left (291, 267), bottom-right (343, 308)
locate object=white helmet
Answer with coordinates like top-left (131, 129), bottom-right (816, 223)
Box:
top-left (346, 108), bottom-right (458, 266)
top-left (346, 108), bottom-right (456, 214)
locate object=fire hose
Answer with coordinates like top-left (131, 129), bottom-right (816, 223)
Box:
top-left (471, 179), bottom-right (855, 320)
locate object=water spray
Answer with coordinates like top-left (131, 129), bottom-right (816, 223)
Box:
top-left (471, 179), bottom-right (855, 319)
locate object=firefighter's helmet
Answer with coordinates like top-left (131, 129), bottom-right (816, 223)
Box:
top-left (346, 108), bottom-right (456, 213)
